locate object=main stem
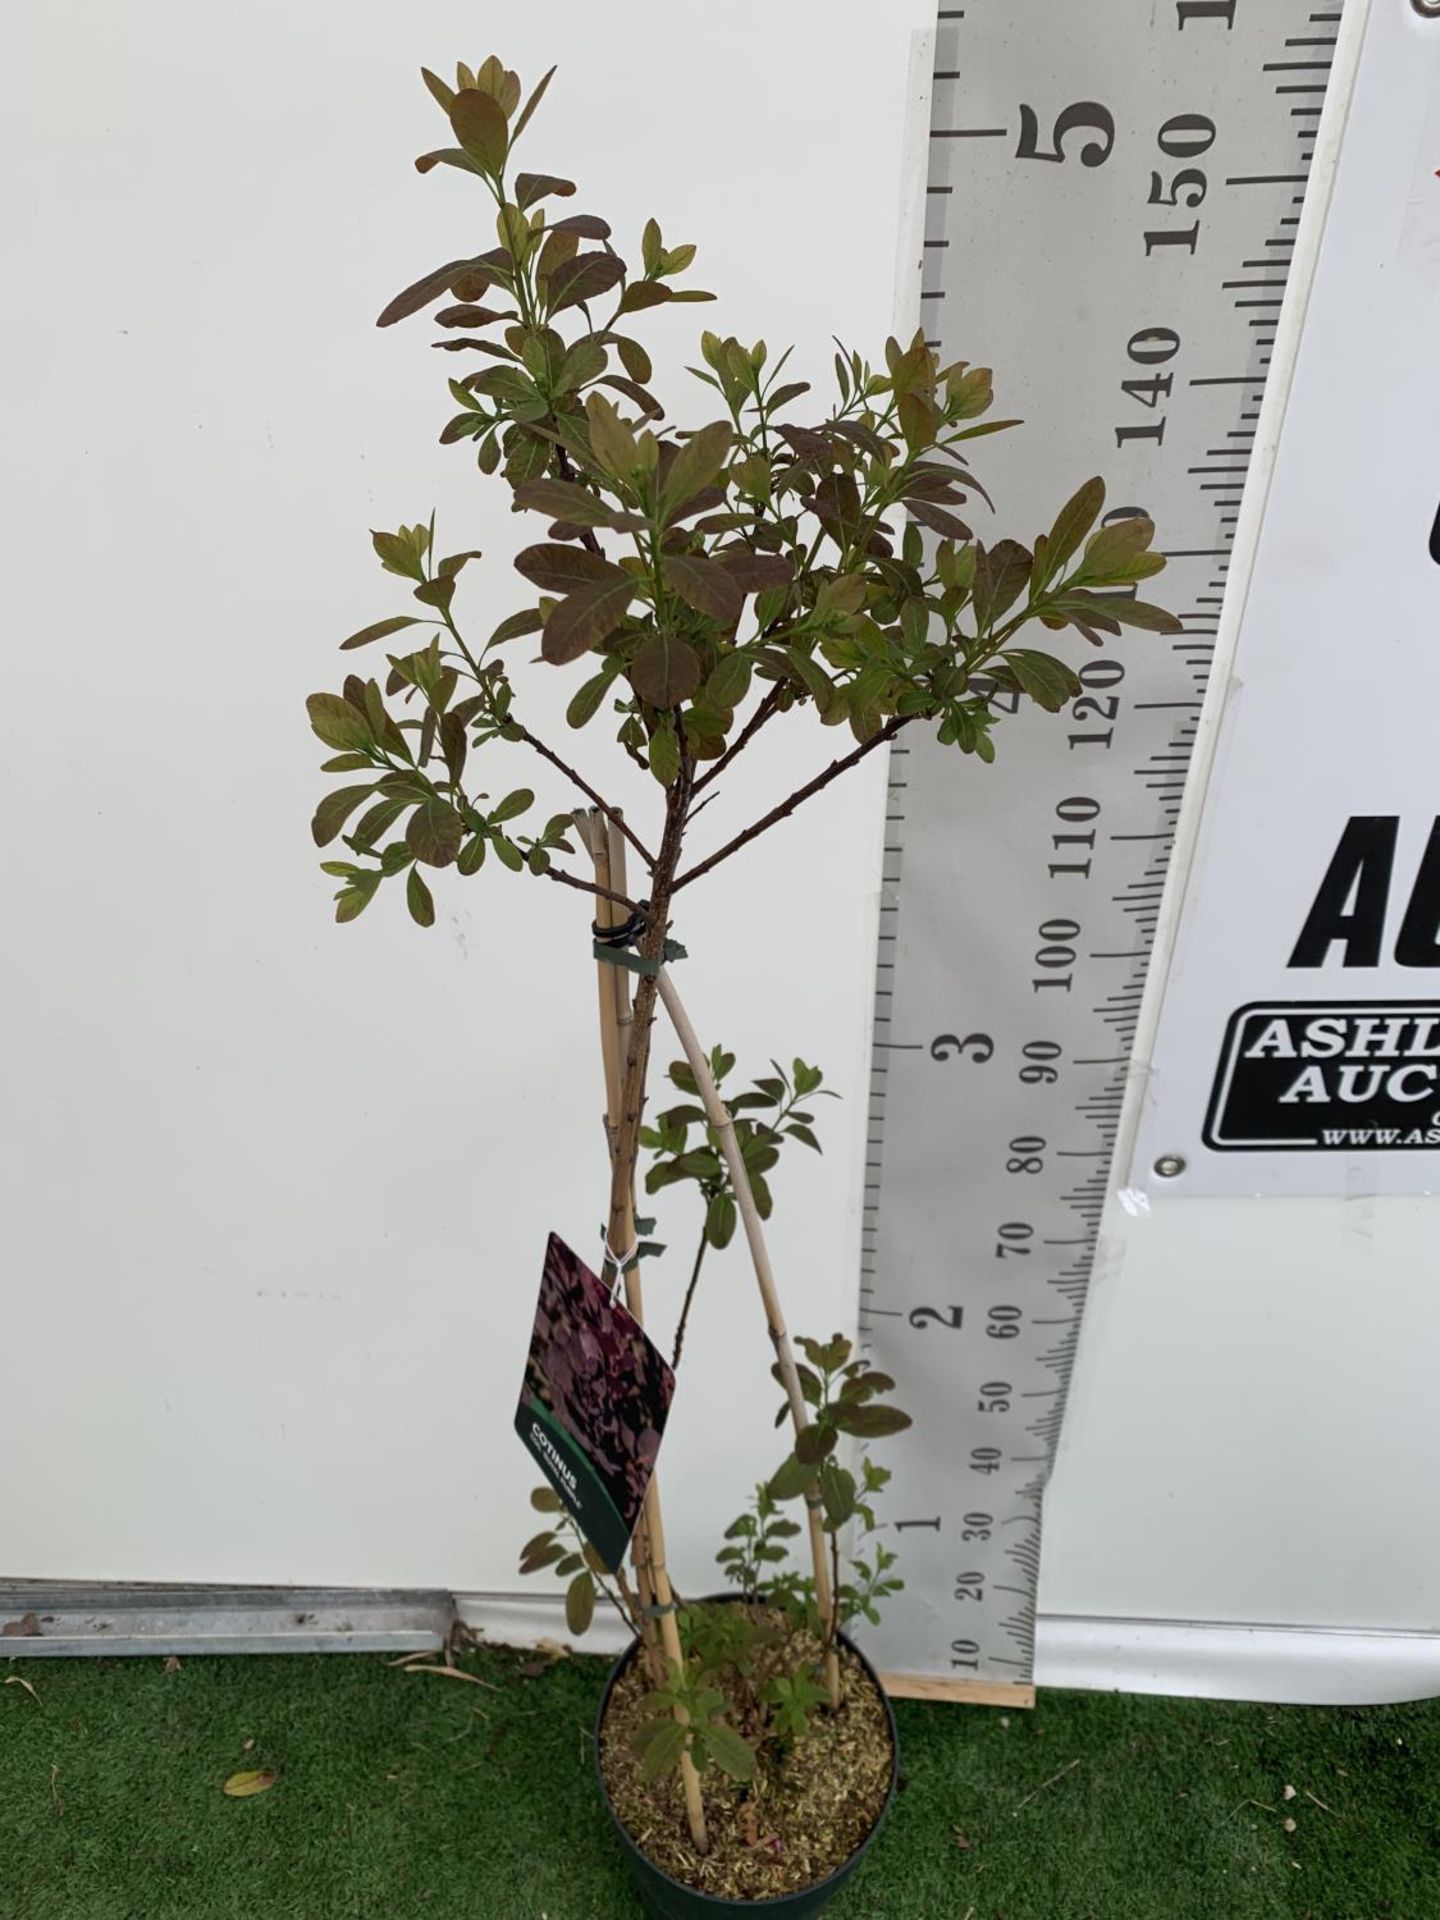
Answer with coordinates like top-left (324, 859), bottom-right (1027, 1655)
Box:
top-left (577, 801), bottom-right (709, 1858)
top-left (654, 968), bottom-right (843, 1709)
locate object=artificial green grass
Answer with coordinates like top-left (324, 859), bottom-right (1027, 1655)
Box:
top-left (2, 1643), bottom-right (1437, 1918)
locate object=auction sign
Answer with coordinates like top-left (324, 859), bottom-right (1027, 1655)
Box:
top-left (1131, 28), bottom-right (1440, 1199)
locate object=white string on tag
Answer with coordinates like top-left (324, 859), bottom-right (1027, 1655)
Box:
top-left (602, 1240), bottom-right (639, 1297)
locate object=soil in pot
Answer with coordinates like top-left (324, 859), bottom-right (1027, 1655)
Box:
top-left (598, 1615), bottom-right (894, 1904)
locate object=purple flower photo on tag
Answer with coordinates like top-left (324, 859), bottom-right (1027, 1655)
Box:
top-left (515, 1233), bottom-right (676, 1570)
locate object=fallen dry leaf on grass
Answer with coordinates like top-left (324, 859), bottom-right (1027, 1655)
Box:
top-left (5, 1676), bottom-right (40, 1705)
top-left (163, 1656), bottom-right (183, 1674)
top-left (396, 1662), bottom-right (498, 1691)
top-left (222, 1769), bottom-right (277, 1798)
top-left (1283, 1784), bottom-right (1297, 1801)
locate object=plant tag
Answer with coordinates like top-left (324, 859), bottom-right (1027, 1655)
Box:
top-left (514, 1233), bottom-right (675, 1573)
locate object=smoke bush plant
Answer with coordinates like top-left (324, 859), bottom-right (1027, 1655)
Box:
top-left (307, 48), bottom-right (1179, 1839)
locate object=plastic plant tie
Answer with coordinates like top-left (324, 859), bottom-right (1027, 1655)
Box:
top-left (591, 901), bottom-right (686, 975)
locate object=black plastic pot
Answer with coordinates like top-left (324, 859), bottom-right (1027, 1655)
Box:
top-left (594, 1602), bottom-right (899, 1919)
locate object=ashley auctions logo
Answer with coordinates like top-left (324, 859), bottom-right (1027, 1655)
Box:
top-left (1205, 1003), bottom-right (1440, 1151)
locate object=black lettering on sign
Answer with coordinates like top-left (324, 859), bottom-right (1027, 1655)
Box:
top-left (1396, 821), bottom-right (1440, 967)
top-left (1431, 501), bottom-right (1440, 565)
top-left (1291, 818), bottom-right (1440, 968)
top-left (1289, 817), bottom-right (1397, 968)
top-left (1205, 1002), bottom-right (1440, 1151)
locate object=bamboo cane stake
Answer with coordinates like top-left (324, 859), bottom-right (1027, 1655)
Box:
top-left (576, 813), bottom-right (662, 1673)
top-left (575, 809), bottom-right (709, 1857)
top-left (653, 965), bottom-right (843, 1709)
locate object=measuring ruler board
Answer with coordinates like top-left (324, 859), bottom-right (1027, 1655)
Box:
top-left (862, 0), bottom-right (1347, 1696)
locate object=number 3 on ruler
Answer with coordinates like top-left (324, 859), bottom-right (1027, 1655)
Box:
top-left (931, 1032), bottom-right (993, 1062)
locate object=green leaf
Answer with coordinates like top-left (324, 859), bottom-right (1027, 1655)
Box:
top-left (819, 1459), bottom-right (857, 1529)
top-left (630, 633), bottom-right (701, 707)
top-left (564, 1571), bottom-right (595, 1636)
top-left (530, 1486), bottom-right (563, 1512)
top-left (766, 1454), bottom-right (813, 1503)
top-left (341, 614), bottom-right (426, 652)
top-left (448, 88), bottom-right (509, 174)
top-left (702, 1721), bottom-right (757, 1783)
top-left (704, 651), bottom-right (752, 709)
top-left (406, 795), bottom-right (465, 868)
top-left (306, 693), bottom-right (372, 752)
top-left (406, 867), bottom-right (435, 927)
top-left (661, 554), bottom-right (742, 625)
top-left (488, 608), bottom-right (545, 648)
top-left (457, 833), bottom-right (487, 875)
top-left (1005, 649), bottom-right (1080, 712)
top-left (648, 722), bottom-right (680, 787)
top-left (705, 1191), bottom-right (737, 1249)
top-left (311, 785), bottom-right (375, 847)
top-left (493, 835), bottom-right (525, 872)
top-left (636, 1717), bottom-right (688, 1783)
top-left (1045, 476), bottom-right (1106, 577)
top-left (544, 576), bottom-right (636, 664)
top-left (489, 788), bottom-right (534, 824)
top-left (567, 662), bottom-right (623, 728)
top-left (659, 421), bottom-right (733, 521)
top-left (832, 1402), bottom-right (913, 1439)
top-left (1081, 516), bottom-right (1156, 580)
top-left (511, 63), bottom-right (556, 142)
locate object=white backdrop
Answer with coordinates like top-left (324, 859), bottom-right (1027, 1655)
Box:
top-left (6, 0), bottom-right (1440, 1703)
top-left (0, 0), bottom-right (927, 1590)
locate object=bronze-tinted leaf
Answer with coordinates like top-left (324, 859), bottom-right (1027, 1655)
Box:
top-left (907, 497), bottom-right (972, 541)
top-left (544, 576), bottom-right (636, 663)
top-left (598, 374), bottom-right (663, 419)
top-left (704, 651), bottom-right (752, 708)
top-left (434, 304), bottom-right (506, 328)
top-left (406, 795), bottom-right (465, 867)
top-left (1045, 476), bottom-right (1106, 574)
top-left (546, 252), bottom-right (627, 316)
top-left (1089, 595), bottom-right (1181, 634)
top-left (717, 550), bottom-right (793, 594)
top-left (515, 543), bottom-right (619, 594)
top-left (414, 148), bottom-right (481, 176)
top-left (515, 172), bottom-right (576, 210)
top-left (377, 258), bottom-right (482, 329)
top-left (973, 539), bottom-right (1033, 629)
top-left (311, 785), bottom-right (375, 847)
top-left (549, 213), bottom-right (612, 240)
top-left (630, 633), bottom-right (701, 707)
top-left (448, 88), bottom-right (509, 174)
top-left (512, 479), bottom-right (615, 526)
top-left (661, 553), bottom-right (742, 625)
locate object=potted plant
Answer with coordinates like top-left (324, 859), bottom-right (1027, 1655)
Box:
top-left (305, 51), bottom-right (1178, 1915)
